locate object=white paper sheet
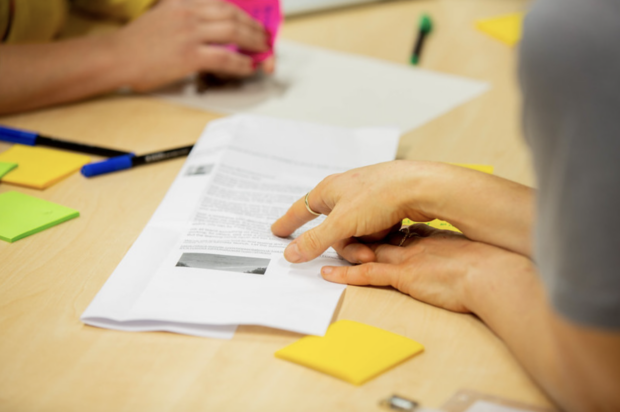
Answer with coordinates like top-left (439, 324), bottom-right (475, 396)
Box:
top-left (129, 254), bottom-right (350, 336)
top-left (156, 40), bottom-right (489, 132)
top-left (81, 123), bottom-right (239, 339)
top-left (82, 114), bottom-right (400, 338)
top-left (465, 400), bottom-right (535, 412)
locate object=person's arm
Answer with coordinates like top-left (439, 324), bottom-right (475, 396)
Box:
top-left (0, 0), bottom-right (270, 114)
top-left (468, 249), bottom-right (620, 412)
top-left (271, 160), bottom-right (535, 264)
top-left (317, 225), bottom-right (620, 412)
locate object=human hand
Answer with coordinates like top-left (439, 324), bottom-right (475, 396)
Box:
top-left (271, 160), bottom-right (447, 264)
top-left (114, 0), bottom-right (272, 91)
top-left (272, 160), bottom-right (535, 264)
top-left (320, 223), bottom-right (532, 313)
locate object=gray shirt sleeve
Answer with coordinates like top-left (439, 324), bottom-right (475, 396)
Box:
top-left (519, 0), bottom-right (620, 329)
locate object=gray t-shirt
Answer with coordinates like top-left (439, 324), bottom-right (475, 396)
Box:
top-left (519, 0), bottom-right (620, 329)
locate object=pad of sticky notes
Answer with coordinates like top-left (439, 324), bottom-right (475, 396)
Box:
top-left (475, 13), bottom-right (524, 46)
top-left (404, 164), bottom-right (494, 232)
top-left (0, 145), bottom-right (90, 189)
top-left (0, 161), bottom-right (17, 178)
top-left (275, 320), bottom-right (424, 385)
top-left (0, 191), bottom-right (79, 242)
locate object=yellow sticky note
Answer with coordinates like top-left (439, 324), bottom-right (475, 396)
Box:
top-left (404, 164), bottom-right (494, 232)
top-left (275, 320), bottom-right (424, 385)
top-left (0, 145), bottom-right (90, 189)
top-left (475, 12), bottom-right (524, 46)
top-left (453, 164), bottom-right (494, 174)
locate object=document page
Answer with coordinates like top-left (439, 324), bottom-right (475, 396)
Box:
top-left (81, 122), bottom-right (240, 339)
top-left (82, 115), bottom-right (400, 338)
top-left (156, 40), bottom-right (489, 133)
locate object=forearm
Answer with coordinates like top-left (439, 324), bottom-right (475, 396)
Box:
top-left (410, 161), bottom-right (535, 256)
top-left (0, 34), bottom-right (130, 114)
top-left (466, 253), bottom-right (620, 411)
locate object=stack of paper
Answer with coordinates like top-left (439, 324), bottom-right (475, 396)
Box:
top-left (82, 114), bottom-right (400, 339)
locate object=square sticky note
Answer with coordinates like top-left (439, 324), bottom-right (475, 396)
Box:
top-left (0, 145), bottom-right (90, 189)
top-left (275, 320), bottom-right (424, 385)
top-left (0, 161), bottom-right (17, 178)
top-left (0, 191), bottom-right (79, 242)
top-left (475, 12), bottom-right (524, 46)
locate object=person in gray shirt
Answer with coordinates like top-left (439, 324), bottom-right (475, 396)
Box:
top-left (271, 0), bottom-right (620, 410)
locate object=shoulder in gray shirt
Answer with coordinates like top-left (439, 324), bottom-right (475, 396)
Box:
top-left (519, 0), bottom-right (620, 329)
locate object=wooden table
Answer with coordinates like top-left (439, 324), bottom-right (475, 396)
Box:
top-left (0, 1), bottom-right (552, 410)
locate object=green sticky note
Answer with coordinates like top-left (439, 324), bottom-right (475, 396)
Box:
top-left (0, 162), bottom-right (17, 178)
top-left (0, 191), bottom-right (79, 243)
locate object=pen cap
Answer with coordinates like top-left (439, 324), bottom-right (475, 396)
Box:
top-left (0, 125), bottom-right (38, 145)
top-left (81, 154), bottom-right (134, 178)
top-left (420, 14), bottom-right (433, 34)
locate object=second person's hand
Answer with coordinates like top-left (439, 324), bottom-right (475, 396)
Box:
top-left (115, 0), bottom-right (271, 91)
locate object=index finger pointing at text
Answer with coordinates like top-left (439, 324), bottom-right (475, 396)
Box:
top-left (271, 191), bottom-right (326, 238)
top-left (283, 211), bottom-right (355, 263)
top-left (272, 188), bottom-right (354, 263)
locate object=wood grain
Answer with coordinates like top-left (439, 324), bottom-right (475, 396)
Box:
top-left (0, 1), bottom-right (552, 411)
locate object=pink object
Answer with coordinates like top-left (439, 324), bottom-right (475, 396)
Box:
top-left (225, 0), bottom-right (282, 66)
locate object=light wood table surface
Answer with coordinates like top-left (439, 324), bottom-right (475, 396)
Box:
top-left (0, 0), bottom-right (553, 411)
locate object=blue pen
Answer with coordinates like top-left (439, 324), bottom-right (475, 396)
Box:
top-left (81, 145), bottom-right (194, 177)
top-left (0, 124), bottom-right (130, 157)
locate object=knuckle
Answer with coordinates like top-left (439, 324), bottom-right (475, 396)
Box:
top-left (209, 50), bottom-right (227, 65)
top-left (357, 264), bottom-right (373, 283)
top-left (222, 23), bottom-right (239, 40)
top-left (329, 215), bottom-right (350, 235)
top-left (394, 274), bottom-right (409, 294)
top-left (301, 230), bottom-right (323, 253)
top-left (223, 7), bottom-right (236, 19)
top-left (323, 173), bottom-right (339, 183)
top-left (177, 4), bottom-right (195, 21)
top-left (338, 266), bottom-right (351, 281)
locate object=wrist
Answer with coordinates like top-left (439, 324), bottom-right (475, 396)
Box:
top-left (105, 29), bottom-right (139, 90)
top-left (398, 160), bottom-right (457, 222)
top-left (462, 245), bottom-right (536, 316)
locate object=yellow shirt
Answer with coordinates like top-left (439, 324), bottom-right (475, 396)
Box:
top-left (0, 0), bottom-right (155, 44)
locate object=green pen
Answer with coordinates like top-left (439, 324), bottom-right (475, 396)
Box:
top-left (410, 14), bottom-right (433, 65)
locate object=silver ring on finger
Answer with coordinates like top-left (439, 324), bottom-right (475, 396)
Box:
top-left (305, 192), bottom-right (321, 216)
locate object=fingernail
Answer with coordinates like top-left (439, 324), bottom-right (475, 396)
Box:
top-left (322, 267), bottom-right (333, 277)
top-left (285, 242), bottom-right (302, 263)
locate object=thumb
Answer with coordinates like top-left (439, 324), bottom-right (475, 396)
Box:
top-left (283, 212), bottom-right (353, 263)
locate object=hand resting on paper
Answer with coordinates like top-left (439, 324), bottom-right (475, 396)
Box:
top-left (0, 0), bottom-right (275, 114)
top-left (272, 159), bottom-right (620, 411)
top-left (270, 159), bottom-right (535, 313)
top-left (271, 160), bottom-right (535, 266)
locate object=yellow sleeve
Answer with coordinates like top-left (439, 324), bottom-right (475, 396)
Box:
top-left (72, 0), bottom-right (157, 21)
top-left (1, 0), bottom-right (68, 44)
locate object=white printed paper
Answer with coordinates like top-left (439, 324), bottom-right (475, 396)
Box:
top-left (465, 400), bottom-right (536, 412)
top-left (155, 40), bottom-right (489, 133)
top-left (82, 114), bottom-right (400, 338)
